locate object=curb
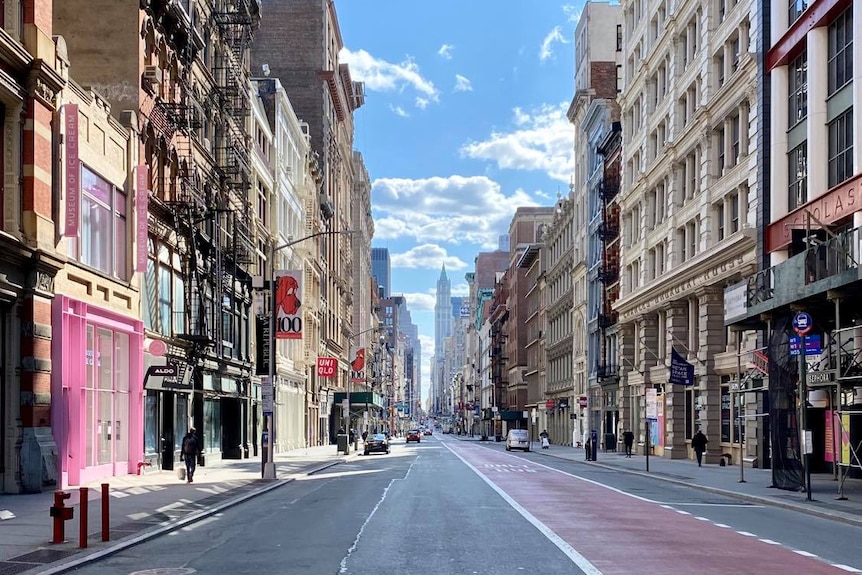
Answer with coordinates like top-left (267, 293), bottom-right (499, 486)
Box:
top-left (29, 455), bottom-right (354, 575)
top-left (528, 447), bottom-right (862, 529)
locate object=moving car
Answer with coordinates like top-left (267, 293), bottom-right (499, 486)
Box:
top-left (364, 433), bottom-right (390, 455)
top-left (423, 429), bottom-right (432, 436)
top-left (505, 429), bottom-right (530, 452)
top-left (406, 429), bottom-right (421, 443)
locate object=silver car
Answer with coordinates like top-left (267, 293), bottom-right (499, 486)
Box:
top-left (505, 429), bottom-right (530, 452)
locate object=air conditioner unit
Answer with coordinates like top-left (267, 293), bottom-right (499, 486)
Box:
top-left (143, 65), bottom-right (162, 85)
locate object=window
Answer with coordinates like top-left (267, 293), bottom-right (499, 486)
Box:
top-left (730, 193), bottom-right (740, 233)
top-left (616, 24), bottom-right (623, 51)
top-left (828, 111), bottom-right (853, 188)
top-left (788, 144), bottom-right (808, 210)
top-left (788, 51), bottom-right (808, 125)
top-left (68, 165), bottom-right (128, 280)
top-left (143, 239), bottom-right (185, 337)
top-left (716, 202), bottom-right (725, 241)
top-left (204, 399), bottom-right (221, 453)
top-left (789, 0), bottom-right (808, 25)
top-left (827, 8), bottom-right (853, 95)
top-left (731, 115), bottom-right (740, 165)
top-left (721, 383), bottom-right (731, 442)
top-left (717, 126), bottom-right (726, 173)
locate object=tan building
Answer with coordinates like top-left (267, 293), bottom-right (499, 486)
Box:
top-left (615, 0), bottom-right (758, 461)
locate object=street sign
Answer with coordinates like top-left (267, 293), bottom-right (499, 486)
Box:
top-left (262, 377), bottom-right (273, 417)
top-left (792, 312), bottom-right (813, 335)
top-left (789, 334), bottom-right (821, 356)
top-left (807, 370), bottom-right (836, 385)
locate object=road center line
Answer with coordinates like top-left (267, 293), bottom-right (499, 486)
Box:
top-left (444, 443), bottom-right (603, 575)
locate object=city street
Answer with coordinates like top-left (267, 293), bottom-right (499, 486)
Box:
top-left (65, 435), bottom-right (862, 575)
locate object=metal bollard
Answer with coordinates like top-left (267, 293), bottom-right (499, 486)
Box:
top-left (79, 487), bottom-right (88, 548)
top-left (101, 483), bottom-right (110, 541)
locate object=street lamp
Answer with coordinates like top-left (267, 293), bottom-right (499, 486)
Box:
top-left (263, 228), bottom-right (356, 480)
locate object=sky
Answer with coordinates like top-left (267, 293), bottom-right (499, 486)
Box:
top-left (337, 1), bottom-right (583, 402)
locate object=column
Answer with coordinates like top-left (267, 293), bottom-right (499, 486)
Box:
top-left (807, 27), bottom-right (829, 200)
top-left (697, 287), bottom-right (725, 463)
top-left (638, 313), bottom-right (659, 373)
top-left (856, 4), bottom-right (862, 175)
top-left (617, 323), bottom-right (636, 431)
top-left (665, 301), bottom-right (689, 459)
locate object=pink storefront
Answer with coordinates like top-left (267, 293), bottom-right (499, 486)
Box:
top-left (52, 296), bottom-right (144, 488)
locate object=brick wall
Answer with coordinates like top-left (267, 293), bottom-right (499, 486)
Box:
top-left (591, 61), bottom-right (619, 100)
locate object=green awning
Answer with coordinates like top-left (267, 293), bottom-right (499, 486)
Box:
top-left (333, 392), bottom-right (385, 409)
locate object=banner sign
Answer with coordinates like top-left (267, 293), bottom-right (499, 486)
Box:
top-left (669, 348), bottom-right (695, 386)
top-left (64, 104), bottom-right (80, 237)
top-left (255, 317), bottom-right (271, 375)
top-left (275, 270), bottom-right (303, 340)
top-left (317, 356), bottom-right (336, 378)
top-left (135, 165), bottom-right (149, 272)
top-left (349, 347), bottom-right (366, 383)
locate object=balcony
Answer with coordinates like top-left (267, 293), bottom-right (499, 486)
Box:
top-left (600, 171), bottom-right (620, 201)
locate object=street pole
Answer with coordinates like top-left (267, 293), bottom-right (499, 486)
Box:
top-left (263, 239), bottom-right (277, 479)
top-left (799, 337), bottom-right (812, 500)
top-left (737, 331), bottom-right (746, 483)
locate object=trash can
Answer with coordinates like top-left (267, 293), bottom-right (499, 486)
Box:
top-left (590, 430), bottom-right (599, 461)
top-left (337, 433), bottom-right (349, 454)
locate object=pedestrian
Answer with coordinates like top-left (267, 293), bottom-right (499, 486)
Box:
top-left (692, 429), bottom-right (708, 467)
top-left (181, 427), bottom-right (200, 484)
top-left (622, 430), bottom-right (635, 458)
top-left (361, 430), bottom-right (368, 442)
top-left (585, 435), bottom-right (592, 461)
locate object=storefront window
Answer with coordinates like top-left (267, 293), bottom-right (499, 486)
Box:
top-left (174, 395), bottom-right (189, 451)
top-left (85, 325), bottom-right (95, 466)
top-left (145, 391), bottom-right (158, 454)
top-left (204, 399), bottom-right (220, 453)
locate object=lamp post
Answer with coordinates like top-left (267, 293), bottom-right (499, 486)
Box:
top-left (263, 229), bottom-right (355, 480)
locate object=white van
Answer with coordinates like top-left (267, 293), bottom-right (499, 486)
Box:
top-left (505, 429), bottom-right (530, 452)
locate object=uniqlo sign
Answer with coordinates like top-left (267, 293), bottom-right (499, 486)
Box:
top-left (317, 356), bottom-right (337, 378)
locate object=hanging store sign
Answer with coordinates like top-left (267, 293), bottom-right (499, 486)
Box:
top-left (317, 356), bottom-right (337, 378)
top-left (669, 348), bottom-right (695, 386)
top-left (349, 347), bottom-right (366, 382)
top-left (275, 270), bottom-right (303, 339)
top-left (255, 317), bottom-right (271, 376)
top-left (64, 104), bottom-right (80, 237)
top-left (135, 165), bottom-right (149, 273)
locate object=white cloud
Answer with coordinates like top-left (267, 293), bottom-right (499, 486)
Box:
top-left (562, 4), bottom-right (582, 22)
top-left (391, 244), bottom-right (469, 270)
top-left (372, 175), bottom-right (537, 248)
top-left (400, 292), bottom-right (436, 312)
top-left (341, 47), bottom-right (440, 106)
top-left (539, 26), bottom-right (568, 62)
top-left (415, 97), bottom-right (429, 109)
top-left (454, 74), bottom-right (473, 92)
top-left (451, 282), bottom-right (470, 297)
top-left (390, 105), bottom-right (409, 117)
top-left (438, 44), bottom-right (454, 59)
top-left (460, 103), bottom-right (574, 182)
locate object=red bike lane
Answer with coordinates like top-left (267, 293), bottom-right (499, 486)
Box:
top-left (447, 441), bottom-right (851, 575)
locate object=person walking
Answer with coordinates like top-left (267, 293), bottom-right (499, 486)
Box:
top-left (692, 429), bottom-right (708, 467)
top-left (622, 430), bottom-right (635, 458)
top-left (585, 435), bottom-right (592, 461)
top-left (181, 428), bottom-right (200, 483)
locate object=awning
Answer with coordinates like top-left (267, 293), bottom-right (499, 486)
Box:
top-left (332, 392), bottom-right (385, 409)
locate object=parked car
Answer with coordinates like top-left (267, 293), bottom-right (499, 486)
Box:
top-left (406, 429), bottom-right (421, 443)
top-left (505, 429), bottom-right (530, 452)
top-left (364, 433), bottom-right (390, 455)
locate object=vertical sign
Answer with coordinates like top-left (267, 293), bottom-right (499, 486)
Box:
top-left (317, 356), bottom-right (337, 378)
top-left (255, 317), bottom-right (271, 376)
top-left (64, 104), bottom-right (80, 237)
top-left (274, 270), bottom-right (303, 339)
top-left (135, 165), bottom-right (149, 272)
top-left (349, 347), bottom-right (365, 383)
top-left (261, 376), bottom-right (273, 417)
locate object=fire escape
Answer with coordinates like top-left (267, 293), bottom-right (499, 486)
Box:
top-left (597, 160), bottom-right (621, 382)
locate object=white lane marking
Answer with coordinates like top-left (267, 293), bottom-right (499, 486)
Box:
top-left (444, 443), bottom-right (603, 575)
top-left (793, 550), bottom-right (818, 557)
top-left (658, 502), bottom-right (763, 508)
top-left (713, 523), bottom-right (732, 528)
top-left (759, 539), bottom-right (781, 545)
top-left (338, 456), bottom-right (418, 574)
top-left (833, 564), bottom-right (862, 573)
top-left (695, 517), bottom-right (711, 521)
top-left (675, 509), bottom-right (691, 515)
top-left (737, 531), bottom-right (757, 537)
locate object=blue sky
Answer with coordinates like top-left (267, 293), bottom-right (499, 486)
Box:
top-left (337, 1), bottom-right (583, 401)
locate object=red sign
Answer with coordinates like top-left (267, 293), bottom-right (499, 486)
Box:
top-left (275, 270), bottom-right (303, 339)
top-left (545, 399), bottom-right (556, 410)
top-left (317, 356), bottom-right (337, 378)
top-left (349, 347), bottom-right (365, 382)
top-left (766, 173), bottom-right (861, 252)
top-left (579, 396), bottom-right (588, 408)
top-left (135, 165), bottom-right (149, 273)
top-left (64, 104), bottom-right (80, 237)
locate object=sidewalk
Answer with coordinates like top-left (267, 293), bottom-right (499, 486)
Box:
top-left (0, 444), bottom-right (359, 574)
top-left (454, 435), bottom-right (862, 527)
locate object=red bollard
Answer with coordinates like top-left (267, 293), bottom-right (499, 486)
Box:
top-left (101, 483), bottom-right (110, 542)
top-left (50, 491), bottom-right (73, 544)
top-left (79, 487), bottom-right (88, 549)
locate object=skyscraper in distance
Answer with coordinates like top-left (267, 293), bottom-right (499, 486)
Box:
top-left (371, 247), bottom-right (391, 297)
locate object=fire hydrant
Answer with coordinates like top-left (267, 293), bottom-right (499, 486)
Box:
top-left (50, 490), bottom-right (74, 544)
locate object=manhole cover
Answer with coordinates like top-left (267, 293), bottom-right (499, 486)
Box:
top-left (129, 569), bottom-right (196, 575)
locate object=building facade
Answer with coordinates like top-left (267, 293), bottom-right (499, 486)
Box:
top-left (371, 247), bottom-right (391, 298)
top-left (615, 0), bottom-right (758, 461)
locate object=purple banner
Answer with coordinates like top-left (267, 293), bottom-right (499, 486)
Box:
top-left (64, 104), bottom-right (79, 237)
top-left (135, 165), bottom-right (149, 273)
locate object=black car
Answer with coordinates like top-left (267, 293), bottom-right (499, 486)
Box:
top-left (364, 433), bottom-right (390, 455)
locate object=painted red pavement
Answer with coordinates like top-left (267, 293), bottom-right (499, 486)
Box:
top-left (449, 442), bottom-right (849, 575)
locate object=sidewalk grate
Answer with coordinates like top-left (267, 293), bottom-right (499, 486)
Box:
top-left (0, 562), bottom-right (37, 574)
top-left (8, 549), bottom-right (79, 564)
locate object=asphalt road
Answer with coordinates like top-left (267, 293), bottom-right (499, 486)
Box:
top-left (66, 435), bottom-right (862, 575)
